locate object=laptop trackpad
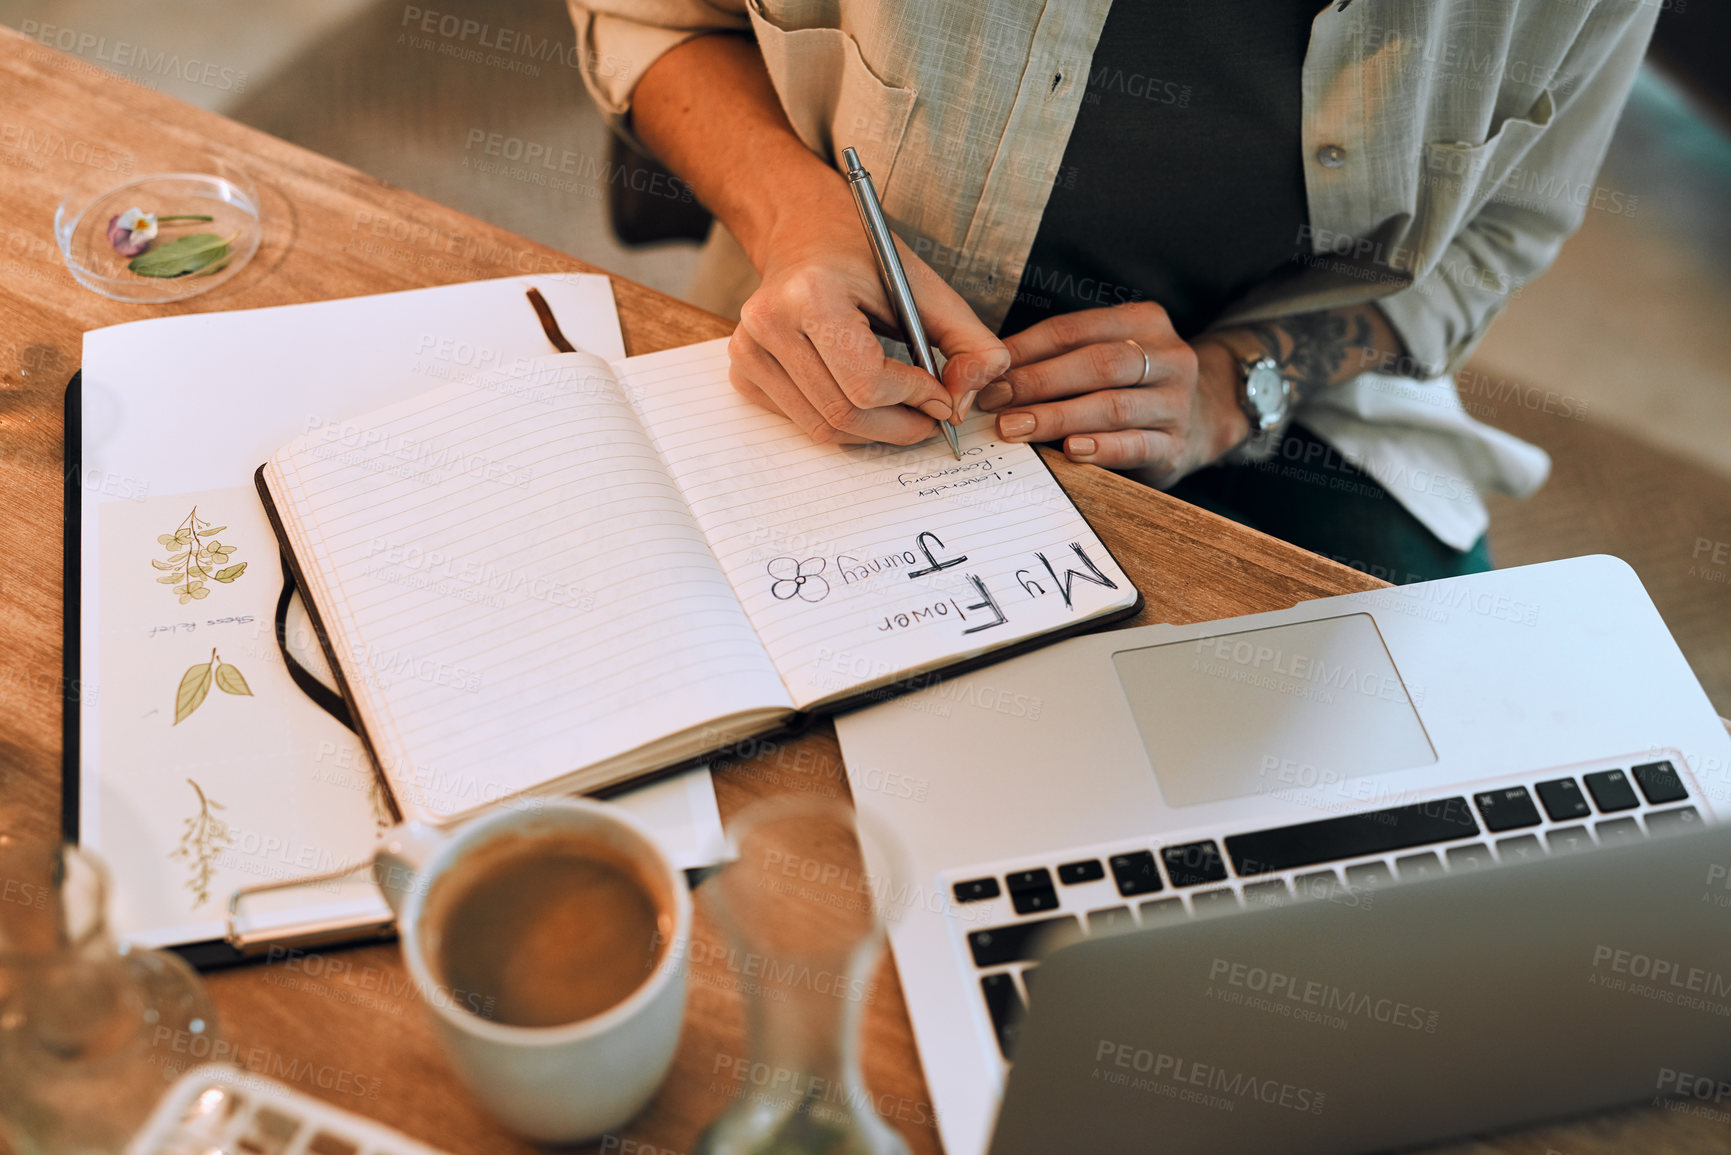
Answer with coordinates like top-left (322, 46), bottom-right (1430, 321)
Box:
top-left (1112, 613), bottom-right (1436, 807)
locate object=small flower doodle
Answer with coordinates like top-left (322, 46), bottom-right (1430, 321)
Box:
top-left (767, 556), bottom-right (830, 603)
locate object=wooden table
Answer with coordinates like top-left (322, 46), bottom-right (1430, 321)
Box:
top-left (0, 25), bottom-right (1718, 1155)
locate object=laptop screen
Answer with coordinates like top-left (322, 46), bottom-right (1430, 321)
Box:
top-left (1112, 613), bottom-right (1436, 807)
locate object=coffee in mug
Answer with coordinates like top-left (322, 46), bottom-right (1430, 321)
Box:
top-left (420, 831), bottom-right (672, 1028)
top-left (374, 799), bottom-right (691, 1143)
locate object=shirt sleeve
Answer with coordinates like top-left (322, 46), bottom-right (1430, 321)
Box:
top-left (1376, 5), bottom-right (1658, 377)
top-left (566, 0), bottom-right (750, 148)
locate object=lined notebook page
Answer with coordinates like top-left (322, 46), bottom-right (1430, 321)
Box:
top-left (265, 355), bottom-right (791, 819)
top-left (618, 340), bottom-right (1138, 710)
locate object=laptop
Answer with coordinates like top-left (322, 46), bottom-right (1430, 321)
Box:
top-left (989, 820), bottom-right (1731, 1154)
top-left (833, 555), bottom-right (1731, 1154)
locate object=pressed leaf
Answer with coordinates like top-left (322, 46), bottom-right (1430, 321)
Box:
top-left (150, 558), bottom-right (174, 570)
top-left (203, 525), bottom-right (227, 535)
top-left (157, 534), bottom-right (179, 546)
top-left (214, 663), bottom-right (252, 696)
top-left (174, 662), bottom-right (212, 724)
top-left (214, 562), bottom-right (247, 583)
top-left (191, 586), bottom-right (210, 600)
top-left (128, 232), bottom-right (233, 278)
top-left (157, 574), bottom-right (181, 584)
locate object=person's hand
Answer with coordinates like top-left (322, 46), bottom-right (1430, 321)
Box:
top-left (728, 186), bottom-right (1010, 445)
top-left (976, 301), bottom-right (1251, 485)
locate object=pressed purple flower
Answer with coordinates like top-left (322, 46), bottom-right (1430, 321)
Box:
top-left (106, 206), bottom-right (157, 257)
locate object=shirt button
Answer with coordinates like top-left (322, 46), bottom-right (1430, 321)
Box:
top-left (1316, 144), bottom-right (1347, 168)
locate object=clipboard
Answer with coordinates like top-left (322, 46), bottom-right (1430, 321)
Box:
top-left (58, 275), bottom-right (722, 968)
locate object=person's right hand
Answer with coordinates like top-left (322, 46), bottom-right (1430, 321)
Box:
top-left (728, 187), bottom-right (1011, 445)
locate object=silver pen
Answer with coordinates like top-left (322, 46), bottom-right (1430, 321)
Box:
top-left (841, 146), bottom-right (963, 460)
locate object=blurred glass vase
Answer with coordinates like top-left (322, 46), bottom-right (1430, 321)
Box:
top-left (0, 840), bottom-right (219, 1154)
top-left (694, 797), bottom-right (912, 1155)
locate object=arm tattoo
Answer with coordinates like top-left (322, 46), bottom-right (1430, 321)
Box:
top-left (1243, 310), bottom-right (1374, 398)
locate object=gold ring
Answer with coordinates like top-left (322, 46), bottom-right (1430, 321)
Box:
top-left (1125, 338), bottom-right (1152, 386)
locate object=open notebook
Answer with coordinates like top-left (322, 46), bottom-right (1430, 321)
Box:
top-left (257, 338), bottom-right (1141, 823)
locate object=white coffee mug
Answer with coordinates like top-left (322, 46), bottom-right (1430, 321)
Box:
top-left (374, 799), bottom-right (690, 1143)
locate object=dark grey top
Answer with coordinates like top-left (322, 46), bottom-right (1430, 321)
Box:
top-left (1001, 0), bottom-right (1320, 340)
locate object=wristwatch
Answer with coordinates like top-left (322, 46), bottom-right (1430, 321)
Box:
top-left (1217, 351), bottom-right (1296, 463)
top-left (1237, 354), bottom-right (1295, 436)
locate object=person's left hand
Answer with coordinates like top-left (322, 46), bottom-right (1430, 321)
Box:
top-left (976, 301), bottom-right (1252, 485)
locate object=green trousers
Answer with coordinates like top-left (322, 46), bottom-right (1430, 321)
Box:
top-left (1166, 423), bottom-right (1493, 585)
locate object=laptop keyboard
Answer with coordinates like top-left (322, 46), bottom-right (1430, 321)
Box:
top-left (946, 758), bottom-right (1702, 1061)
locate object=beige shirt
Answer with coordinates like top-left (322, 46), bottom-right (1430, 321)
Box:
top-left (567, 0), bottom-right (1656, 551)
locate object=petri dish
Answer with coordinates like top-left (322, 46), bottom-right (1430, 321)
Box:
top-left (54, 152), bottom-right (262, 303)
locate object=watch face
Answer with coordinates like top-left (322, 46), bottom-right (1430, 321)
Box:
top-left (1246, 362), bottom-right (1287, 417)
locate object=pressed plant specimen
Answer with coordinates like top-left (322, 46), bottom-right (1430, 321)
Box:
top-left (170, 777), bottom-right (234, 908)
top-left (174, 647), bottom-right (253, 724)
top-left (152, 506), bottom-right (246, 604)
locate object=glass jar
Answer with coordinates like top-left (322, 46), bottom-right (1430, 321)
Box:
top-left (693, 797), bottom-right (912, 1155)
top-left (0, 839), bottom-right (218, 1154)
